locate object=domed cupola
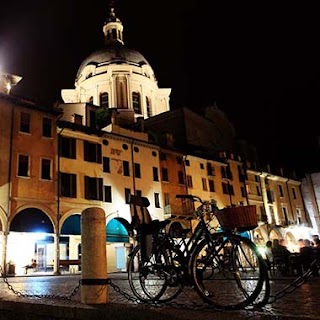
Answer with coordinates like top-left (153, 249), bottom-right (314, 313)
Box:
top-left (61, 4), bottom-right (171, 123)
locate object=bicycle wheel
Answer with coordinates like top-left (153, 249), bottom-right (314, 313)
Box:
top-left (128, 243), bottom-right (183, 302)
top-left (128, 244), bottom-right (167, 301)
top-left (191, 234), bottom-right (267, 310)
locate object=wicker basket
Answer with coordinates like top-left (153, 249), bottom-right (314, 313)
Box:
top-left (215, 205), bottom-right (258, 232)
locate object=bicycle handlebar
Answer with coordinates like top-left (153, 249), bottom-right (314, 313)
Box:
top-left (176, 194), bottom-right (218, 215)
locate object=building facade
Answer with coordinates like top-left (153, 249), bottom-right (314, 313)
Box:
top-left (0, 5), bottom-right (316, 276)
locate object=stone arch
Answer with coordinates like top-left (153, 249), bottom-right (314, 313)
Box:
top-left (10, 208), bottom-right (54, 233)
top-left (59, 208), bottom-right (83, 234)
top-left (7, 207), bottom-right (55, 274)
top-left (253, 227), bottom-right (268, 244)
top-left (269, 228), bottom-right (283, 241)
top-left (11, 203), bottom-right (56, 233)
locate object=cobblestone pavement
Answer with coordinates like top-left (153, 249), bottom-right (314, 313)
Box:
top-left (1, 273), bottom-right (320, 319)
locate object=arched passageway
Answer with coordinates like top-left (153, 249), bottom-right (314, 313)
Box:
top-left (8, 208), bottom-right (54, 275)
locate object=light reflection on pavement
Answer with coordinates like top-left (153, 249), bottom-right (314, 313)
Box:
top-left (1, 274), bottom-right (320, 319)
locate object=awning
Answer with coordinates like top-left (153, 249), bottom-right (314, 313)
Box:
top-left (61, 215), bottom-right (81, 235)
top-left (106, 219), bottom-right (129, 243)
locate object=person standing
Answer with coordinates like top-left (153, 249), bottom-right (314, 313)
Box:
top-left (265, 240), bottom-right (273, 270)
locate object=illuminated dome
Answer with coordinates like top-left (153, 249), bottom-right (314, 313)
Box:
top-left (76, 45), bottom-right (151, 81)
top-left (61, 5), bottom-right (171, 120)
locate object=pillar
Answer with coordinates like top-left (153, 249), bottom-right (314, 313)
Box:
top-left (81, 207), bottom-right (108, 304)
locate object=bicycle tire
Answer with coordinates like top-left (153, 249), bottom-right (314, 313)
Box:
top-left (191, 234), bottom-right (267, 310)
top-left (128, 244), bottom-right (183, 302)
top-left (252, 270), bottom-right (270, 308)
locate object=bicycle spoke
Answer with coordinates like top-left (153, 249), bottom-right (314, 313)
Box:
top-left (191, 235), bottom-right (266, 310)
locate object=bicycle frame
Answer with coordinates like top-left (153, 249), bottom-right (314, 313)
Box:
top-left (167, 203), bottom-right (227, 284)
top-left (128, 194), bottom-right (268, 308)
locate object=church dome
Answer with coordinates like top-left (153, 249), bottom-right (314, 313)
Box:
top-left (76, 43), bottom-right (151, 81)
top-left (61, 5), bottom-right (171, 119)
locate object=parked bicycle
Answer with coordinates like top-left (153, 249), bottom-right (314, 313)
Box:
top-left (127, 194), bottom-right (269, 310)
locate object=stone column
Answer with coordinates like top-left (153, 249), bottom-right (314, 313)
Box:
top-left (81, 207), bottom-right (108, 304)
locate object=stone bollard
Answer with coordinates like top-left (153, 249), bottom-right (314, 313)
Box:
top-left (81, 207), bottom-right (108, 304)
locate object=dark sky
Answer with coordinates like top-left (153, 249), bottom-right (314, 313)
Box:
top-left (1, 1), bottom-right (320, 177)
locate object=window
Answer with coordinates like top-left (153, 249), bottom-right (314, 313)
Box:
top-left (18, 154), bottom-right (29, 177)
top-left (104, 185), bottom-right (112, 203)
top-left (185, 159), bottom-right (190, 166)
top-left (164, 193), bottom-right (170, 206)
top-left (154, 193), bottom-right (160, 208)
top-left (134, 163), bottom-right (141, 178)
top-left (238, 165), bottom-right (246, 182)
top-left (159, 152), bottom-right (166, 160)
top-left (282, 206), bottom-right (288, 222)
top-left (221, 166), bottom-right (233, 180)
top-left (146, 96), bottom-right (152, 117)
top-left (59, 136), bottom-right (76, 159)
top-left (153, 167), bottom-right (159, 181)
top-left (176, 157), bottom-right (182, 165)
top-left (267, 190), bottom-right (274, 203)
top-left (202, 178), bottom-right (208, 191)
top-left (60, 172), bottom-right (76, 198)
top-left (241, 186), bottom-right (246, 197)
top-left (200, 163), bottom-right (204, 170)
top-left (74, 114), bottom-right (83, 125)
top-left (84, 176), bottom-right (103, 200)
top-left (84, 141), bottom-right (102, 163)
top-left (20, 112), bottom-right (30, 133)
top-left (41, 158), bottom-right (51, 180)
top-left (100, 92), bottom-right (109, 108)
top-left (278, 185), bottom-right (284, 197)
top-left (123, 161), bottom-right (130, 176)
top-left (255, 175), bottom-right (260, 182)
top-left (178, 171), bottom-right (184, 184)
top-left (292, 187), bottom-right (297, 200)
top-left (221, 166), bottom-right (227, 178)
top-left (103, 157), bottom-right (110, 173)
top-left (208, 179), bottom-right (215, 192)
top-left (222, 182), bottom-right (234, 195)
top-left (42, 117), bottom-right (52, 137)
top-left (125, 188), bottom-right (131, 204)
top-left (296, 208), bottom-right (302, 224)
top-left (132, 92), bottom-right (141, 114)
top-left (161, 168), bottom-right (168, 182)
top-left (112, 28), bottom-right (117, 39)
top-left (187, 175), bottom-right (193, 188)
top-left (207, 163), bottom-right (214, 176)
top-left (256, 186), bottom-right (261, 196)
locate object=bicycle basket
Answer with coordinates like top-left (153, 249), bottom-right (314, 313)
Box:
top-left (215, 205), bottom-right (258, 232)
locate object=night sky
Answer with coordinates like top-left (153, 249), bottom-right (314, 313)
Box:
top-left (1, 1), bottom-right (320, 178)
